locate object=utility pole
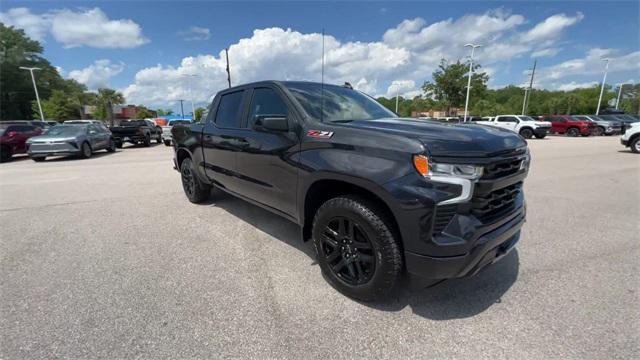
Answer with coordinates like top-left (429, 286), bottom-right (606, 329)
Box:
top-left (463, 43), bottom-right (482, 122)
top-left (19, 66), bottom-right (44, 121)
top-left (596, 57), bottom-right (610, 115)
top-left (178, 100), bottom-right (185, 119)
top-left (183, 74), bottom-right (197, 120)
top-left (524, 59), bottom-right (536, 115)
top-left (521, 87), bottom-right (529, 116)
top-left (225, 48), bottom-right (231, 88)
top-left (395, 84), bottom-right (400, 114)
top-left (615, 83), bottom-right (625, 110)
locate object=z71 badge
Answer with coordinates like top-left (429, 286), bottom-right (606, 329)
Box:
top-left (307, 130), bottom-right (334, 139)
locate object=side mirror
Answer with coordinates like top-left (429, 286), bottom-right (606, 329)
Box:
top-left (254, 115), bottom-right (288, 132)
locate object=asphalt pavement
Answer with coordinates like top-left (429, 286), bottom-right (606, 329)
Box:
top-left (1, 137), bottom-right (638, 359)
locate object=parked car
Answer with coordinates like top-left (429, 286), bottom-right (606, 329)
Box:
top-left (110, 119), bottom-right (162, 147)
top-left (0, 123), bottom-right (43, 162)
top-left (161, 119), bottom-right (192, 146)
top-left (27, 123), bottom-right (116, 161)
top-left (477, 115), bottom-right (551, 139)
top-left (172, 81), bottom-right (530, 301)
top-left (539, 114), bottom-right (595, 136)
top-left (620, 122), bottom-right (640, 153)
top-left (571, 115), bottom-right (622, 136)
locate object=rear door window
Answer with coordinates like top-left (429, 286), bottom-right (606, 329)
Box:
top-left (498, 116), bottom-right (517, 122)
top-left (215, 91), bottom-right (244, 128)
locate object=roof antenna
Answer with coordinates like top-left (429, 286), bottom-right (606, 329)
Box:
top-left (225, 48), bottom-right (231, 88)
top-left (321, 28), bottom-right (325, 122)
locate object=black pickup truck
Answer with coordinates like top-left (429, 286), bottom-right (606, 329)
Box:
top-left (172, 81), bottom-right (529, 301)
top-left (111, 119), bottom-right (162, 147)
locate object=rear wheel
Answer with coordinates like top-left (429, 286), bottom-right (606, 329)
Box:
top-left (631, 136), bottom-right (640, 154)
top-left (594, 126), bottom-right (605, 136)
top-left (106, 139), bottom-right (116, 152)
top-left (164, 139), bottom-right (171, 146)
top-left (157, 135), bottom-right (163, 144)
top-left (143, 135), bottom-right (151, 147)
top-left (80, 142), bottom-right (92, 159)
top-left (519, 128), bottom-right (533, 139)
top-left (0, 146), bottom-right (12, 162)
top-left (180, 158), bottom-right (211, 203)
top-left (566, 127), bottom-right (580, 137)
top-left (312, 195), bottom-right (402, 301)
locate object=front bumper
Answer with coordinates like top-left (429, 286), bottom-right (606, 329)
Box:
top-left (28, 143), bottom-right (81, 157)
top-left (534, 127), bottom-right (549, 136)
top-left (405, 207), bottom-right (524, 279)
top-left (621, 138), bottom-right (629, 146)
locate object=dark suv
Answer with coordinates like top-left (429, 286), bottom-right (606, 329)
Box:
top-left (0, 123), bottom-right (42, 162)
top-left (172, 81), bottom-right (529, 301)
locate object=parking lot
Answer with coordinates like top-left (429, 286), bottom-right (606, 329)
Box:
top-left (1, 137), bottom-right (638, 358)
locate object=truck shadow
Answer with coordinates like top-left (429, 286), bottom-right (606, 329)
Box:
top-left (206, 188), bottom-right (519, 320)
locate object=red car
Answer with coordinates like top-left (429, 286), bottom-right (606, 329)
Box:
top-left (539, 115), bottom-right (595, 137)
top-left (0, 123), bottom-right (43, 162)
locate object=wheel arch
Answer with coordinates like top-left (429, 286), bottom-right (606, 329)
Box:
top-left (175, 147), bottom-right (192, 169)
top-left (301, 177), bottom-right (401, 246)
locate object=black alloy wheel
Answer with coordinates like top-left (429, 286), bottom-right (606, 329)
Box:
top-left (566, 127), bottom-right (580, 137)
top-left (320, 216), bottom-right (376, 286)
top-left (81, 142), bottom-right (92, 158)
top-left (180, 158), bottom-right (211, 203)
top-left (144, 135), bottom-right (151, 147)
top-left (519, 128), bottom-right (533, 139)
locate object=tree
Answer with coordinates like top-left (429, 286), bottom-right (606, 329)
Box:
top-left (136, 106), bottom-right (155, 119)
top-left (95, 88), bottom-right (125, 126)
top-left (157, 109), bottom-right (174, 116)
top-left (422, 59), bottom-right (488, 115)
top-left (194, 107), bottom-right (206, 121)
top-left (0, 24), bottom-right (68, 120)
top-left (32, 90), bottom-right (79, 120)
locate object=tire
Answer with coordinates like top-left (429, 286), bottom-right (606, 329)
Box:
top-left (0, 146), bottom-right (12, 162)
top-left (143, 135), bottom-right (151, 147)
top-left (116, 141), bottom-right (123, 149)
top-left (106, 139), bottom-right (116, 153)
top-left (31, 156), bottom-right (46, 162)
top-left (80, 142), bottom-right (92, 159)
top-left (631, 136), bottom-right (640, 154)
top-left (519, 128), bottom-right (533, 139)
top-left (164, 140), bottom-right (171, 146)
top-left (566, 127), bottom-right (580, 137)
top-left (312, 195), bottom-right (402, 302)
top-left (534, 133), bottom-right (546, 139)
top-left (595, 126), bottom-right (605, 136)
top-left (180, 157), bottom-right (211, 203)
top-left (157, 135), bottom-right (163, 144)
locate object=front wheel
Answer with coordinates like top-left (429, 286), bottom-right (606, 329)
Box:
top-left (312, 195), bottom-right (402, 301)
top-left (106, 139), bottom-right (116, 152)
top-left (143, 135), bottom-right (151, 147)
top-left (180, 158), bottom-right (211, 203)
top-left (519, 128), bottom-right (533, 139)
top-left (631, 137), bottom-right (640, 154)
top-left (594, 126), bottom-right (605, 136)
top-left (0, 146), bottom-right (12, 162)
top-left (80, 142), bottom-right (92, 159)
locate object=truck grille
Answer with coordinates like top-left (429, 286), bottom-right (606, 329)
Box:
top-left (482, 158), bottom-right (523, 179)
top-left (432, 204), bottom-right (457, 234)
top-left (472, 182), bottom-right (522, 222)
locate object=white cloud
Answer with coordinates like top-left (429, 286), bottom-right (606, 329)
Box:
top-left (68, 60), bottom-right (124, 90)
top-left (179, 26), bottom-right (211, 41)
top-left (522, 12), bottom-right (584, 44)
top-left (539, 48), bottom-right (640, 81)
top-left (556, 81), bottom-right (598, 91)
top-left (0, 7), bottom-right (148, 48)
top-left (531, 47), bottom-right (561, 58)
top-left (0, 7), bottom-right (50, 41)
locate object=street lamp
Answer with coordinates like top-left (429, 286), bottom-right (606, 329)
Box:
top-left (521, 86), bottom-right (529, 116)
top-left (463, 43), bottom-right (482, 122)
top-left (615, 82), bottom-right (627, 110)
top-left (596, 57), bottom-right (610, 115)
top-left (182, 74), bottom-right (198, 120)
top-left (19, 66), bottom-right (44, 121)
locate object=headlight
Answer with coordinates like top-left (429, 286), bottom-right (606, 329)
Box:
top-left (519, 148), bottom-right (530, 170)
top-left (413, 155), bottom-right (483, 179)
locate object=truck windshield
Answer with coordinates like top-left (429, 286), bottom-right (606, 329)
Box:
top-left (285, 83), bottom-right (396, 122)
top-left (520, 116), bottom-right (536, 121)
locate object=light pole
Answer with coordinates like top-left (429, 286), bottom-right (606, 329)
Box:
top-left (596, 57), bottom-right (610, 115)
top-left (178, 100), bottom-right (185, 119)
top-left (19, 66), bottom-right (44, 121)
top-left (395, 84), bottom-right (400, 114)
top-left (615, 83), bottom-right (626, 110)
top-left (463, 43), bottom-right (482, 122)
top-left (521, 87), bottom-right (529, 116)
top-left (183, 74), bottom-right (198, 120)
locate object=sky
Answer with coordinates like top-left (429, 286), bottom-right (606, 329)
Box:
top-left (2, 0), bottom-right (639, 112)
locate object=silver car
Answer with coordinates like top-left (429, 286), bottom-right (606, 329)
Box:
top-left (572, 115), bottom-right (622, 135)
top-left (27, 123), bottom-right (116, 162)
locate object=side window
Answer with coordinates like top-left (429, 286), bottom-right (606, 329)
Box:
top-left (98, 123), bottom-right (109, 133)
top-left (215, 91), bottom-right (244, 128)
top-left (247, 88), bottom-right (289, 128)
top-left (498, 116), bottom-right (517, 122)
top-left (552, 116), bottom-right (564, 122)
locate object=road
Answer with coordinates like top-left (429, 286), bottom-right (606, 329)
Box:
top-left (1, 137), bottom-right (639, 359)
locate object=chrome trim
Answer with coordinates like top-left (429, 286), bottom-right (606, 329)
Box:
top-left (431, 176), bottom-right (475, 205)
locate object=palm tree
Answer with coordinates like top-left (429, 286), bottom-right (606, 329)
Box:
top-left (96, 88), bottom-right (125, 126)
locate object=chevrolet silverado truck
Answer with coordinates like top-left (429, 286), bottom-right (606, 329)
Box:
top-left (111, 119), bottom-right (162, 147)
top-left (477, 115), bottom-right (551, 139)
top-left (539, 114), bottom-right (595, 137)
top-left (172, 81), bottom-right (530, 301)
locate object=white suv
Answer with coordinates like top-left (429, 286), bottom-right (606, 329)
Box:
top-left (477, 115), bottom-right (552, 139)
top-left (621, 122), bottom-right (640, 153)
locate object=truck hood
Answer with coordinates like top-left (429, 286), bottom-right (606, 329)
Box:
top-left (343, 118), bottom-right (527, 157)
